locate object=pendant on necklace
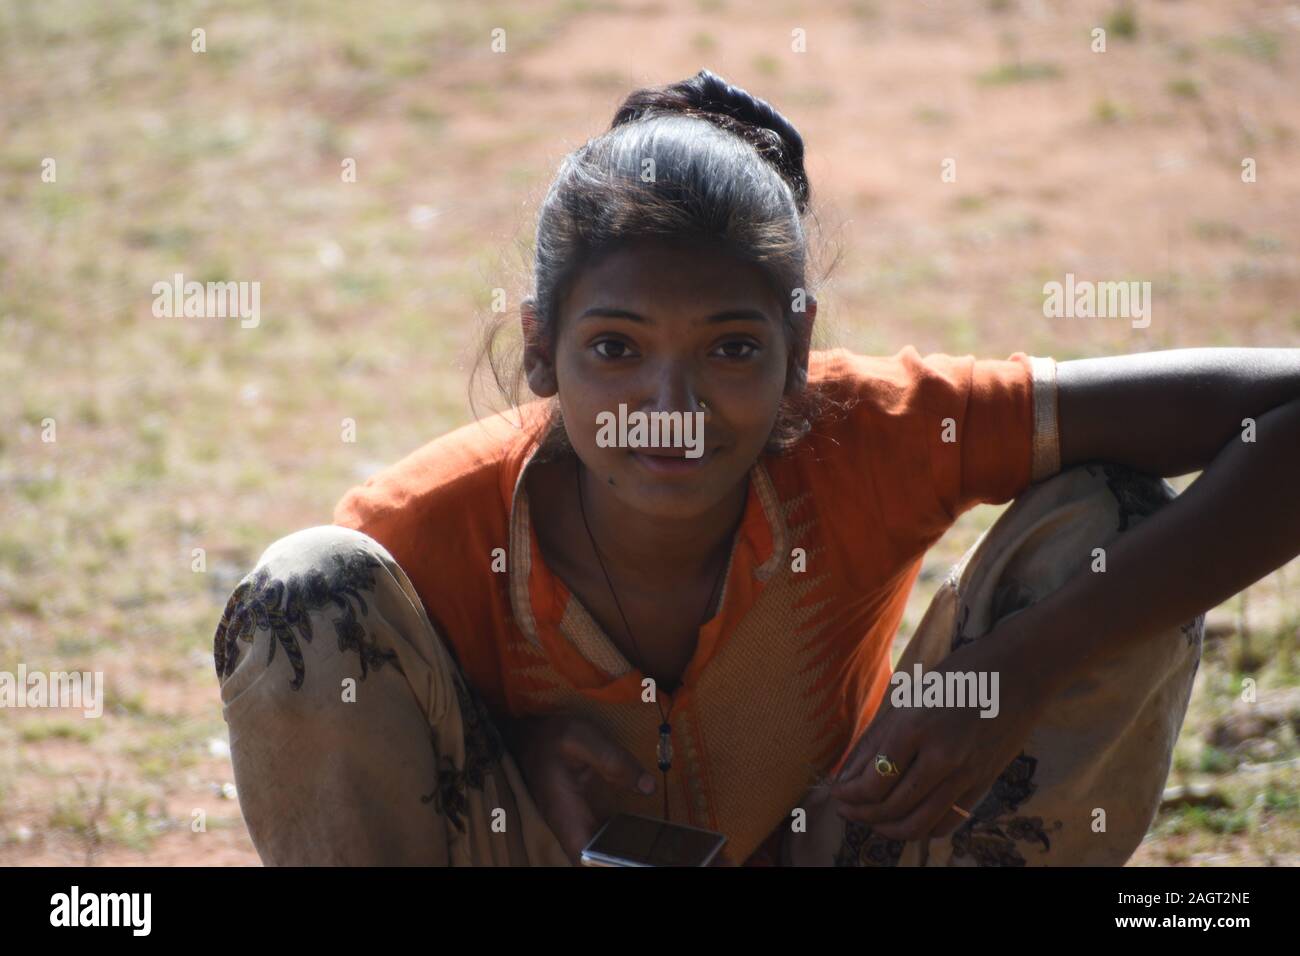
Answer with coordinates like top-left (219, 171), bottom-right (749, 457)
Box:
top-left (657, 721), bottom-right (673, 772)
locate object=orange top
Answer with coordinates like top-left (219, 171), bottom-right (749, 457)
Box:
top-left (333, 345), bottom-right (1059, 864)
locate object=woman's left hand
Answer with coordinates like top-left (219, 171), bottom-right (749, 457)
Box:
top-left (828, 629), bottom-right (1051, 843)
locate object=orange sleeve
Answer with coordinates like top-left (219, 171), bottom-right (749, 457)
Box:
top-left (916, 348), bottom-right (1040, 518)
top-left (330, 422), bottom-right (508, 580)
top-left (816, 345), bottom-right (1051, 531)
top-left (332, 461), bottom-right (427, 579)
top-left (328, 426), bottom-right (517, 713)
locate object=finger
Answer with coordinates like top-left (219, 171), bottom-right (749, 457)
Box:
top-left (835, 747), bottom-right (939, 825)
top-left (872, 774), bottom-right (969, 843)
top-left (832, 733), bottom-right (876, 786)
top-left (562, 720), bottom-right (655, 795)
top-left (931, 783), bottom-right (985, 839)
top-left (832, 733), bottom-right (918, 806)
top-left (549, 789), bottom-right (601, 865)
top-left (833, 707), bottom-right (896, 784)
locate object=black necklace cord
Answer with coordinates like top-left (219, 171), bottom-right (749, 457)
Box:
top-left (573, 456), bottom-right (730, 823)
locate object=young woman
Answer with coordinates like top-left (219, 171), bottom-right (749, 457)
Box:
top-left (214, 69), bottom-right (1300, 867)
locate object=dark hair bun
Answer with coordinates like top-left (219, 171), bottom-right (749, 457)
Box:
top-left (611, 68), bottom-right (810, 215)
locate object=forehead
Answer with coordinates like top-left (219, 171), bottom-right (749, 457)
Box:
top-left (564, 237), bottom-right (781, 316)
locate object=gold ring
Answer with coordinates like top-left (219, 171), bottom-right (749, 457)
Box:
top-left (873, 754), bottom-right (900, 778)
top-left (951, 804), bottom-right (971, 819)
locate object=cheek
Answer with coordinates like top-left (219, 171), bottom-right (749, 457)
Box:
top-left (728, 398), bottom-right (783, 457)
top-left (719, 360), bottom-right (789, 434)
top-left (557, 392), bottom-right (600, 450)
top-left (552, 359), bottom-right (612, 449)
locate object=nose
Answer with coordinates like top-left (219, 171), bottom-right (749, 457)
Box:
top-left (641, 366), bottom-right (708, 418)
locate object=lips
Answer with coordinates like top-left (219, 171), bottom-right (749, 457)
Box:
top-left (629, 447), bottom-right (714, 475)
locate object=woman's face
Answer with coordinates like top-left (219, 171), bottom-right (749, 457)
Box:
top-left (525, 236), bottom-right (814, 520)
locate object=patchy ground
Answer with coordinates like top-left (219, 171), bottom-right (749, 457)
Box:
top-left (1, 0), bottom-right (1297, 866)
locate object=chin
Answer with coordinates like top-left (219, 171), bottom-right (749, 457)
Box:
top-left (610, 447), bottom-right (752, 518)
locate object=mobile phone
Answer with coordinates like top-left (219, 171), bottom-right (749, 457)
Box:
top-left (580, 813), bottom-right (728, 867)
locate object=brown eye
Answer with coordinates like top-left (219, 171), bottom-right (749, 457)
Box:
top-left (593, 338), bottom-right (635, 360)
top-left (712, 339), bottom-right (760, 360)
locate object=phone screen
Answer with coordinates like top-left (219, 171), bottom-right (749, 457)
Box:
top-left (583, 813), bottom-right (727, 867)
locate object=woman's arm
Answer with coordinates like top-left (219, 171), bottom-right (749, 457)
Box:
top-left (1056, 347), bottom-right (1300, 476)
top-left (1025, 347), bottom-right (1300, 697)
top-left (829, 347), bottom-right (1300, 841)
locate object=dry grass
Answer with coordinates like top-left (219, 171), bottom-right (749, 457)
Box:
top-left (1, 0), bottom-right (1297, 865)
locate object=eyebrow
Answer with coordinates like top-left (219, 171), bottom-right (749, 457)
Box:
top-left (577, 306), bottom-right (771, 325)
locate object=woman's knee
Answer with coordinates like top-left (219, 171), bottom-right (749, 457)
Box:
top-left (962, 462), bottom-right (1179, 632)
top-left (213, 525), bottom-right (402, 701)
top-left (1012, 462), bottom-right (1175, 561)
top-left (253, 525), bottom-right (393, 586)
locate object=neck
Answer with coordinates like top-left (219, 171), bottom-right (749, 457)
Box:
top-left (574, 456), bottom-right (748, 591)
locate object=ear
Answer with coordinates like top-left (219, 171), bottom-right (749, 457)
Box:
top-left (785, 294), bottom-right (816, 393)
top-left (521, 296), bottom-right (558, 397)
